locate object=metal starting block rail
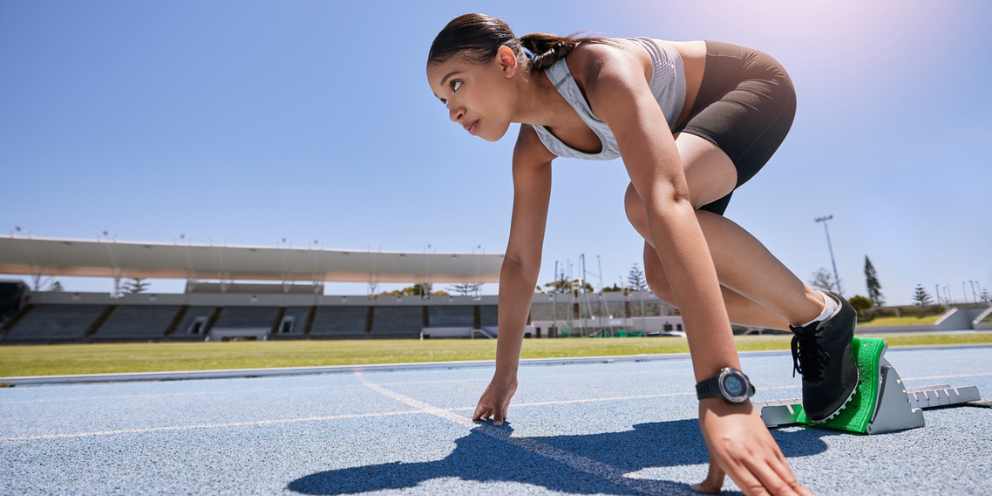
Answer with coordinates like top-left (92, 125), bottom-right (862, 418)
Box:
top-left (760, 338), bottom-right (988, 435)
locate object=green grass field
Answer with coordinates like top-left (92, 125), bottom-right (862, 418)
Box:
top-left (2, 332), bottom-right (991, 378)
top-left (858, 315), bottom-right (943, 328)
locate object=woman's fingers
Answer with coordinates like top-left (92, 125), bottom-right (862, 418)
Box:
top-left (493, 403), bottom-right (506, 424)
top-left (740, 455), bottom-right (799, 496)
top-left (766, 448), bottom-right (811, 496)
top-left (472, 404), bottom-right (491, 422)
top-left (473, 381), bottom-right (515, 425)
top-left (720, 453), bottom-right (771, 496)
top-left (691, 461), bottom-right (726, 493)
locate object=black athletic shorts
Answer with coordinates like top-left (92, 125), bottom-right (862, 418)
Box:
top-left (672, 40), bottom-right (797, 216)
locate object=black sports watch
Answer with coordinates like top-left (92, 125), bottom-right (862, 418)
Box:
top-left (695, 367), bottom-right (756, 404)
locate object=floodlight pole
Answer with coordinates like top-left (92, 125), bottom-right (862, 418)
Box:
top-left (475, 244), bottom-right (483, 298)
top-left (580, 253), bottom-right (586, 291)
top-left (100, 230), bottom-right (120, 297)
top-left (814, 215), bottom-right (843, 296)
top-left (279, 238), bottom-right (289, 293)
top-left (311, 240), bottom-right (320, 304)
top-left (424, 242), bottom-right (432, 300)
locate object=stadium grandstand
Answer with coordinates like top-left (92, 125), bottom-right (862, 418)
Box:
top-left (0, 235), bottom-right (689, 344)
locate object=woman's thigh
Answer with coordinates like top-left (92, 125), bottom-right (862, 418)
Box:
top-left (677, 132), bottom-right (739, 210)
top-left (675, 40), bottom-right (798, 216)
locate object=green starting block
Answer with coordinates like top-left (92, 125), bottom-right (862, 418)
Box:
top-left (761, 337), bottom-right (987, 435)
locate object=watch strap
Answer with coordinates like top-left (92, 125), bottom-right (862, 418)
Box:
top-left (695, 375), bottom-right (722, 400)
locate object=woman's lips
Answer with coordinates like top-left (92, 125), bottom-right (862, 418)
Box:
top-left (468, 120), bottom-right (480, 135)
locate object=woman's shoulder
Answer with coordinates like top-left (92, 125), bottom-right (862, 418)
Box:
top-left (565, 39), bottom-right (651, 119)
top-left (569, 37), bottom-right (631, 69)
top-left (567, 38), bottom-right (647, 89)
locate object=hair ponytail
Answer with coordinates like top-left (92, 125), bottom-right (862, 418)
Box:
top-left (428, 13), bottom-right (619, 73)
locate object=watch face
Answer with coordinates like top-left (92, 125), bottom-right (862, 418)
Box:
top-left (723, 374), bottom-right (746, 397)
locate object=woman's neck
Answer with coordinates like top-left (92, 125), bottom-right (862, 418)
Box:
top-left (510, 68), bottom-right (570, 129)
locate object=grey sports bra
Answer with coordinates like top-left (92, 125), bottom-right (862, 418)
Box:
top-left (528, 37), bottom-right (686, 160)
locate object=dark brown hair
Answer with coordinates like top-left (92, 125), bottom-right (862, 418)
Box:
top-left (427, 13), bottom-right (620, 72)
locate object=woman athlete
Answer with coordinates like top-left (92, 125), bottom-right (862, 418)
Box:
top-left (427, 13), bottom-right (858, 495)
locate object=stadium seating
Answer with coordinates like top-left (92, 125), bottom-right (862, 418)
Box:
top-left (370, 306), bottom-right (423, 338)
top-left (480, 305), bottom-right (498, 327)
top-left (427, 305), bottom-right (474, 327)
top-left (310, 306), bottom-right (369, 338)
top-left (0, 297), bottom-right (678, 344)
top-left (3, 304), bottom-right (107, 342)
top-left (91, 305), bottom-right (181, 341)
top-left (211, 306), bottom-right (278, 332)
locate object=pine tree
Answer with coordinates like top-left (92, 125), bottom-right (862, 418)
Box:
top-left (810, 268), bottom-right (837, 293)
top-left (627, 263), bottom-right (648, 292)
top-left (864, 255), bottom-right (884, 307)
top-left (912, 284), bottom-right (932, 306)
top-left (448, 282), bottom-right (482, 296)
top-left (120, 277), bottom-right (150, 295)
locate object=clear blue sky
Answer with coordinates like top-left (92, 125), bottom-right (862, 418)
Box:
top-left (2, 1), bottom-right (989, 305)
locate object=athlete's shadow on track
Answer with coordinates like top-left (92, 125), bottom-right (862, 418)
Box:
top-left (287, 418), bottom-right (833, 495)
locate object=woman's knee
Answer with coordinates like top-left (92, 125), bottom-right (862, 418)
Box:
top-left (642, 242), bottom-right (674, 302)
top-left (624, 182), bottom-right (657, 249)
top-left (624, 182), bottom-right (644, 229)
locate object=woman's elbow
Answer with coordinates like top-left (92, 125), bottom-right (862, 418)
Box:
top-left (643, 180), bottom-right (693, 218)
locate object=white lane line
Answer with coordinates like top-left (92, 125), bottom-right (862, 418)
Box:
top-left (0, 410), bottom-right (424, 442)
top-left (356, 370), bottom-right (691, 496)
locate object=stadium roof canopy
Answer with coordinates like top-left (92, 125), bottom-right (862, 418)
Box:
top-left (0, 236), bottom-right (504, 283)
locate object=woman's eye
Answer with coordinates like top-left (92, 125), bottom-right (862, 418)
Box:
top-left (450, 79), bottom-right (462, 93)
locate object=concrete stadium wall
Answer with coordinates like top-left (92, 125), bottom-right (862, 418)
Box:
top-left (973, 306), bottom-right (992, 330)
top-left (935, 307), bottom-right (987, 330)
top-left (857, 305), bottom-right (992, 333)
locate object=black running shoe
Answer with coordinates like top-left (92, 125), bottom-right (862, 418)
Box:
top-left (789, 290), bottom-right (860, 423)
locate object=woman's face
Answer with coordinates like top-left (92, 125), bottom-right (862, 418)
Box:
top-left (426, 45), bottom-right (521, 142)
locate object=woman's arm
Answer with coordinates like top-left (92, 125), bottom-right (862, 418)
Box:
top-left (472, 127), bottom-right (553, 425)
top-left (585, 49), bottom-right (809, 495)
top-left (494, 125), bottom-right (554, 379)
top-left (586, 53), bottom-right (738, 383)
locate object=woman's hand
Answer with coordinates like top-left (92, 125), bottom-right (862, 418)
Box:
top-left (472, 373), bottom-right (518, 425)
top-left (694, 398), bottom-right (812, 496)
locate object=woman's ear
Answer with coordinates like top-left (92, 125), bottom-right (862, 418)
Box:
top-left (497, 45), bottom-right (520, 76)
